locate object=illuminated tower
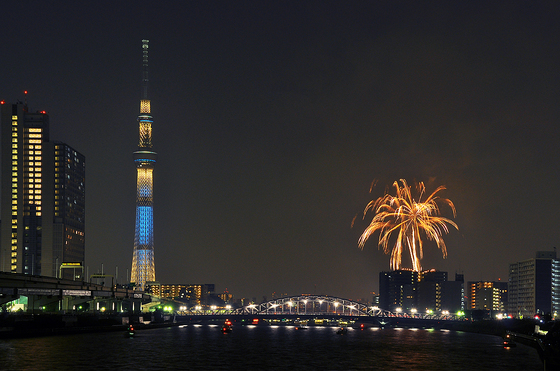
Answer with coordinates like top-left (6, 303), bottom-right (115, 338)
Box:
top-left (130, 39), bottom-right (157, 290)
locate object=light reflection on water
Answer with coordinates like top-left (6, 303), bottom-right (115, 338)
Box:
top-left (0, 325), bottom-right (543, 370)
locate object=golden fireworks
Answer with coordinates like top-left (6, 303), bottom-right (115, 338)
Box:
top-left (357, 179), bottom-right (458, 271)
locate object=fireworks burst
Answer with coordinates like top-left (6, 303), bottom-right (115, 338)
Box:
top-left (357, 179), bottom-right (458, 271)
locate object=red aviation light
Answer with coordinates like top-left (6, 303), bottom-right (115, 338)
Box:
top-left (40, 111), bottom-right (46, 114)
top-left (0, 100), bottom-right (4, 104)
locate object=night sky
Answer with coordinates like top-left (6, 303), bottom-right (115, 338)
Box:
top-left (2, 1), bottom-right (560, 302)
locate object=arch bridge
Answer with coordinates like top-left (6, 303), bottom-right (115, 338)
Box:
top-left (232, 295), bottom-right (390, 317)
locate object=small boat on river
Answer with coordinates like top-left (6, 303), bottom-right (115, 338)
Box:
top-left (222, 319), bottom-right (233, 333)
top-left (126, 325), bottom-right (136, 337)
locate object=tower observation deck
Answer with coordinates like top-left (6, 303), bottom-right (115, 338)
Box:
top-left (131, 39), bottom-right (156, 290)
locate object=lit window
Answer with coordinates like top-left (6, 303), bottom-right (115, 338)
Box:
top-left (12, 144), bottom-right (17, 149)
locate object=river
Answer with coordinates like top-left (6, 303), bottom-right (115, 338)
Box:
top-left (0, 323), bottom-right (543, 370)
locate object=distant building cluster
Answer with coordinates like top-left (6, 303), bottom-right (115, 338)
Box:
top-left (145, 282), bottom-right (222, 306)
top-left (377, 250), bottom-right (560, 320)
top-left (379, 269), bottom-right (464, 314)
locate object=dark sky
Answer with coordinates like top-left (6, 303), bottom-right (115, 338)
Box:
top-left (3, 1), bottom-right (560, 301)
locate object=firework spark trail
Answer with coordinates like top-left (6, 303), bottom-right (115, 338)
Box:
top-left (357, 179), bottom-right (458, 271)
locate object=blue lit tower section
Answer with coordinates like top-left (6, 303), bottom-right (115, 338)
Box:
top-left (131, 39), bottom-right (156, 290)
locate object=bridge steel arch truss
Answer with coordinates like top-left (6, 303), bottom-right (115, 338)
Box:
top-left (231, 295), bottom-right (392, 317)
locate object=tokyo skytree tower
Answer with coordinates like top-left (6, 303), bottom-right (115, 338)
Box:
top-left (131, 40), bottom-right (157, 290)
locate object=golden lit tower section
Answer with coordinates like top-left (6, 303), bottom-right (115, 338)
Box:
top-left (131, 39), bottom-right (157, 290)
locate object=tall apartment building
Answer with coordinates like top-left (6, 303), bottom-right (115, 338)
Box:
top-left (0, 102), bottom-right (85, 278)
top-left (379, 269), bottom-right (418, 311)
top-left (508, 250), bottom-right (560, 318)
top-left (467, 281), bottom-right (508, 312)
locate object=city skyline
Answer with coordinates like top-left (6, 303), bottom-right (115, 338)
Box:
top-left (2, 2), bottom-right (560, 300)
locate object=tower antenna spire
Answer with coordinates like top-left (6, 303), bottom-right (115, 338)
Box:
top-left (141, 40), bottom-right (149, 100)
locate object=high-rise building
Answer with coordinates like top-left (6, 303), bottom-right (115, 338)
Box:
top-left (417, 269), bottom-right (447, 312)
top-left (0, 101), bottom-right (85, 278)
top-left (379, 269), bottom-right (418, 311)
top-left (467, 281), bottom-right (508, 312)
top-left (130, 40), bottom-right (157, 290)
top-left (48, 141), bottom-right (85, 279)
top-left (508, 250), bottom-right (560, 318)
